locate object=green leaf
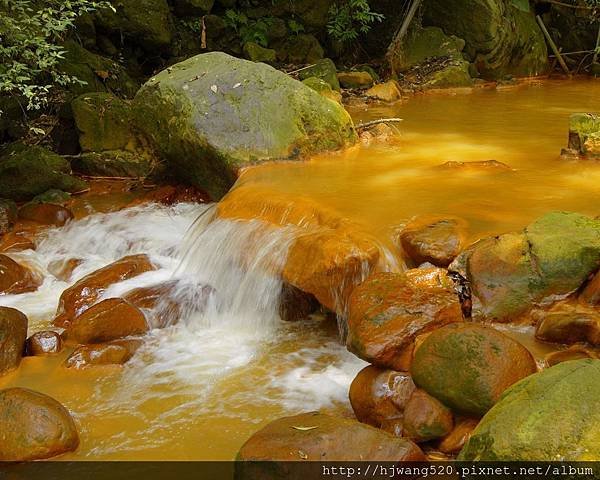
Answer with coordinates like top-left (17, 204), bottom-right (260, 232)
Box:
top-left (511, 0), bottom-right (530, 12)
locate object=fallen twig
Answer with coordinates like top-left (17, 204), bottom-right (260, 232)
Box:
top-left (356, 118), bottom-right (403, 131)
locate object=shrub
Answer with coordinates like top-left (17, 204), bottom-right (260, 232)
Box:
top-left (327, 0), bottom-right (384, 46)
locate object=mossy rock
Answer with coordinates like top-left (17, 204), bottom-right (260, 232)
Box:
top-left (568, 113), bottom-right (600, 158)
top-left (242, 42), bottom-right (277, 65)
top-left (132, 52), bottom-right (356, 199)
top-left (72, 93), bottom-right (139, 152)
top-left (302, 77), bottom-right (342, 104)
top-left (298, 58), bottom-right (340, 91)
top-left (72, 151), bottom-right (155, 178)
top-left (59, 41), bottom-right (139, 98)
top-left (275, 34), bottom-right (324, 64)
top-left (459, 359), bottom-right (600, 460)
top-left (0, 145), bottom-right (88, 202)
top-left (94, 0), bottom-right (174, 50)
top-left (423, 62), bottom-right (473, 89)
top-left (451, 212), bottom-right (600, 322)
top-left (422, 0), bottom-right (548, 80)
top-left (31, 190), bottom-right (71, 206)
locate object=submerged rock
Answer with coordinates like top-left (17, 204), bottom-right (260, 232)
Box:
top-left (397, 215), bottom-right (468, 267)
top-left (0, 388), bottom-right (79, 461)
top-left (65, 339), bottom-right (142, 368)
top-left (411, 323), bottom-right (537, 417)
top-left (459, 359), bottom-right (600, 460)
top-left (347, 268), bottom-right (463, 370)
top-left (0, 254), bottom-right (41, 295)
top-left (403, 389), bottom-right (454, 443)
top-left (236, 412), bottom-right (426, 464)
top-left (53, 254), bottom-right (155, 327)
top-left (534, 302), bottom-right (600, 346)
top-left (47, 258), bottom-right (83, 282)
top-left (0, 145), bottom-right (87, 202)
top-left (18, 203), bottom-right (74, 227)
top-left (451, 212), bottom-right (600, 322)
top-left (349, 366), bottom-right (415, 434)
top-left (25, 331), bottom-right (63, 356)
top-left (132, 52), bottom-right (356, 199)
top-left (0, 307), bottom-right (28, 376)
top-left (65, 298), bottom-right (148, 344)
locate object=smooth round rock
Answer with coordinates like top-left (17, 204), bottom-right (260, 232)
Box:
top-left (25, 331), bottom-right (63, 356)
top-left (0, 307), bottom-right (28, 376)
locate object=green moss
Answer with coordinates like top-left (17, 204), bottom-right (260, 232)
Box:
top-left (298, 58), bottom-right (340, 91)
top-left (73, 151), bottom-right (155, 178)
top-left (243, 42), bottom-right (277, 65)
top-left (424, 62), bottom-right (473, 89)
top-left (31, 189), bottom-right (71, 205)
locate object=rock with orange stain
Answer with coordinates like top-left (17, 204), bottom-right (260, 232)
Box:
top-left (580, 273), bottom-right (600, 306)
top-left (402, 389), bottom-right (454, 443)
top-left (349, 365), bottom-right (415, 433)
top-left (534, 301), bottom-right (600, 346)
top-left (0, 254), bottom-right (41, 295)
top-left (18, 203), bottom-right (74, 227)
top-left (53, 254), bottom-right (155, 327)
top-left (47, 258), bottom-right (83, 282)
top-left (545, 345), bottom-right (597, 367)
top-left (65, 298), bottom-right (148, 344)
top-left (25, 331), bottom-right (63, 356)
top-left (236, 412), bottom-right (426, 466)
top-left (217, 185), bottom-right (382, 313)
top-left (0, 388), bottom-right (79, 461)
top-left (346, 268), bottom-right (463, 371)
top-left (64, 339), bottom-right (143, 368)
top-left (0, 307), bottom-right (28, 376)
top-left (0, 230), bottom-right (36, 252)
top-left (396, 214), bottom-right (468, 267)
top-left (437, 417), bottom-right (479, 454)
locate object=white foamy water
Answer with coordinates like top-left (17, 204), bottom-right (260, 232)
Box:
top-left (0, 202), bottom-right (366, 457)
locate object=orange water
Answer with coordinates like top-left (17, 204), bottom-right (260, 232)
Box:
top-left (1, 79), bottom-right (599, 461)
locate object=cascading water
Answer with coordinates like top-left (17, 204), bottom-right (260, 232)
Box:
top-left (0, 201), bottom-right (366, 459)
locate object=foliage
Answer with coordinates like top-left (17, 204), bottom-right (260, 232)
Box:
top-left (510, 0), bottom-right (530, 12)
top-left (224, 9), bottom-right (275, 48)
top-left (0, 0), bottom-right (114, 111)
top-left (288, 19), bottom-right (305, 36)
top-left (326, 0), bottom-right (384, 46)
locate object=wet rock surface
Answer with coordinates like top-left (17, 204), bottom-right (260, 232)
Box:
top-left (347, 268), bottom-right (463, 370)
top-left (25, 331), bottom-right (63, 356)
top-left (0, 387), bottom-right (79, 461)
top-left (0, 307), bottom-right (28, 376)
top-left (411, 323), bottom-right (537, 417)
top-left (65, 339), bottom-right (143, 368)
top-left (18, 203), bottom-right (74, 227)
top-left (0, 254), bottom-right (41, 295)
top-left (534, 301), bottom-right (600, 346)
top-left (402, 389), bottom-right (454, 443)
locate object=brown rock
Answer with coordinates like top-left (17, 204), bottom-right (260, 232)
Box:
top-left (122, 280), bottom-right (185, 328)
top-left (237, 412), bottom-right (426, 463)
top-left (349, 366), bottom-right (415, 432)
top-left (25, 331), bottom-right (63, 356)
top-left (0, 307), bottom-right (28, 376)
top-left (0, 254), bottom-right (41, 295)
top-left (0, 387), bottom-right (79, 461)
top-left (580, 273), bottom-right (600, 306)
top-left (47, 258), bottom-right (83, 282)
top-left (279, 283), bottom-right (320, 322)
top-left (397, 215), bottom-right (468, 267)
top-left (0, 230), bottom-right (36, 252)
top-left (365, 81), bottom-right (402, 102)
top-left (64, 339), bottom-right (142, 368)
top-left (346, 268), bottom-right (463, 370)
top-left (534, 302), bottom-right (600, 346)
top-left (53, 254), bottom-right (155, 327)
top-left (545, 345), bottom-right (597, 367)
top-left (65, 298), bottom-right (148, 344)
top-left (437, 417), bottom-right (479, 454)
top-left (18, 203), bottom-right (74, 227)
top-left (403, 389), bottom-right (454, 443)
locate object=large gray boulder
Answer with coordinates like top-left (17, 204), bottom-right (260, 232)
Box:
top-left (132, 52), bottom-right (357, 199)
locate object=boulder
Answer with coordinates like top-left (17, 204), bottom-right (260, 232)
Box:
top-left (564, 113), bottom-right (600, 159)
top-left (297, 59), bottom-right (340, 91)
top-left (243, 42), bottom-right (277, 64)
top-left (65, 298), bottom-right (148, 344)
top-left (0, 388), bottom-right (79, 461)
top-left (132, 52), bottom-right (356, 199)
top-left (217, 185), bottom-right (380, 313)
top-left (422, 0), bottom-right (548, 80)
top-left (275, 34), bottom-right (324, 64)
top-left (349, 366), bottom-right (416, 434)
top-left (396, 215), bottom-right (468, 267)
top-left (0, 254), bottom-right (41, 295)
top-left (534, 302), bottom-right (600, 346)
top-left (403, 389), bottom-right (454, 443)
top-left (0, 145), bottom-right (87, 201)
top-left (25, 331), bottom-right (63, 356)
top-left (94, 0), bottom-right (174, 50)
top-left (423, 62), bottom-right (473, 89)
top-left (236, 412), bottom-right (426, 467)
top-left (459, 359), bottom-right (600, 460)
top-left (64, 339), bottom-right (142, 368)
top-left (0, 199), bottom-right (17, 235)
top-left (347, 268), bottom-right (463, 370)
top-left (411, 323), bottom-right (537, 417)
top-left (337, 71), bottom-right (374, 89)
top-left (451, 212), bottom-right (600, 322)
top-left (18, 203), bottom-right (74, 227)
top-left (0, 307), bottom-right (28, 376)
top-left (365, 81), bottom-right (402, 103)
top-left (278, 283), bottom-right (320, 322)
top-left (53, 254), bottom-right (155, 327)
